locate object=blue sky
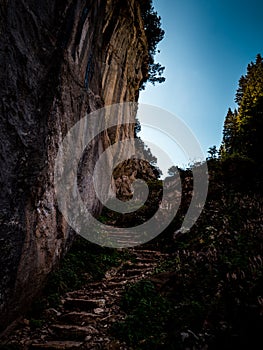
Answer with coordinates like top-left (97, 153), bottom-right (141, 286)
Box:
top-left (139, 0), bottom-right (263, 174)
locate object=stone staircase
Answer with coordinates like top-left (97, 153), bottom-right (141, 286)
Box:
top-left (1, 248), bottom-right (169, 349)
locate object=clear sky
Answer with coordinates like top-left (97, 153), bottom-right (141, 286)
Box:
top-left (139, 0), bottom-right (263, 174)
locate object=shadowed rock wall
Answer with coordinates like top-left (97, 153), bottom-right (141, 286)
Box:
top-left (0, 0), bottom-right (148, 329)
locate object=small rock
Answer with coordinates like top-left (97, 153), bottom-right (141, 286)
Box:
top-left (23, 318), bottom-right (30, 325)
top-left (93, 308), bottom-right (104, 314)
top-left (64, 298), bottom-right (100, 311)
top-left (86, 325), bottom-right (99, 334)
top-left (44, 308), bottom-right (61, 318)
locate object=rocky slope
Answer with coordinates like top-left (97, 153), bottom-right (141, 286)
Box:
top-left (0, 0), bottom-right (148, 329)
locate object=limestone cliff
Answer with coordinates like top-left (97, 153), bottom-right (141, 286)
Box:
top-left (0, 0), bottom-right (148, 329)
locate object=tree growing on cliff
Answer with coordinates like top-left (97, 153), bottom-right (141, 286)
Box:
top-left (139, 0), bottom-right (165, 88)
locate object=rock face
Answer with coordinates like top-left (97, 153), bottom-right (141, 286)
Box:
top-left (113, 158), bottom-right (157, 199)
top-left (0, 0), bottom-right (148, 329)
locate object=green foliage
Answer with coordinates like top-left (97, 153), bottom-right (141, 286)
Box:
top-left (207, 145), bottom-right (218, 160)
top-left (29, 318), bottom-right (45, 330)
top-left (154, 258), bottom-right (175, 274)
top-left (220, 108), bottom-right (239, 156)
top-left (167, 190), bottom-right (263, 348)
top-left (220, 54), bottom-right (263, 163)
top-left (134, 117), bottom-right (141, 137)
top-left (140, 1), bottom-right (164, 58)
top-left (147, 62), bottom-right (165, 86)
top-left (139, 0), bottom-right (165, 88)
top-left (111, 280), bottom-right (174, 349)
top-left (45, 237), bottom-right (124, 295)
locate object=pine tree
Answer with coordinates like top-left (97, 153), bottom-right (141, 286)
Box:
top-left (236, 54), bottom-right (263, 161)
top-left (220, 108), bottom-right (238, 157)
top-left (220, 54), bottom-right (263, 163)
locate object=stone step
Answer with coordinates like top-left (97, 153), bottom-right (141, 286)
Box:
top-left (119, 261), bottom-right (156, 270)
top-left (66, 290), bottom-right (104, 299)
top-left (50, 324), bottom-right (98, 340)
top-left (119, 267), bottom-right (154, 277)
top-left (58, 311), bottom-right (124, 327)
top-left (66, 290), bottom-right (121, 303)
top-left (106, 273), bottom-right (140, 283)
top-left (133, 257), bottom-right (159, 264)
top-left (103, 280), bottom-right (130, 289)
top-left (64, 294), bottom-right (101, 302)
top-left (81, 281), bottom-right (103, 289)
top-left (63, 298), bottom-right (105, 311)
top-left (115, 240), bottom-right (141, 246)
top-left (102, 234), bottom-right (140, 241)
top-left (107, 274), bottom-right (148, 284)
top-left (58, 312), bottom-right (102, 325)
top-left (132, 262), bottom-right (157, 268)
top-left (30, 341), bottom-right (83, 349)
top-left (132, 249), bottom-right (169, 257)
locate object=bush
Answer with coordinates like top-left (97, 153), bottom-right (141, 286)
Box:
top-left (111, 280), bottom-right (174, 349)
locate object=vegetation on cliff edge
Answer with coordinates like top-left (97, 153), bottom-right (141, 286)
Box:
top-left (139, 0), bottom-right (166, 88)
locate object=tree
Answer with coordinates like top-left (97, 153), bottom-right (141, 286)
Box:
top-left (220, 54), bottom-right (263, 163)
top-left (207, 146), bottom-right (218, 160)
top-left (139, 0), bottom-right (165, 89)
top-left (220, 108), bottom-right (238, 157)
top-left (134, 117), bottom-right (141, 137)
top-left (236, 54), bottom-right (263, 161)
top-left (147, 63), bottom-right (165, 85)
